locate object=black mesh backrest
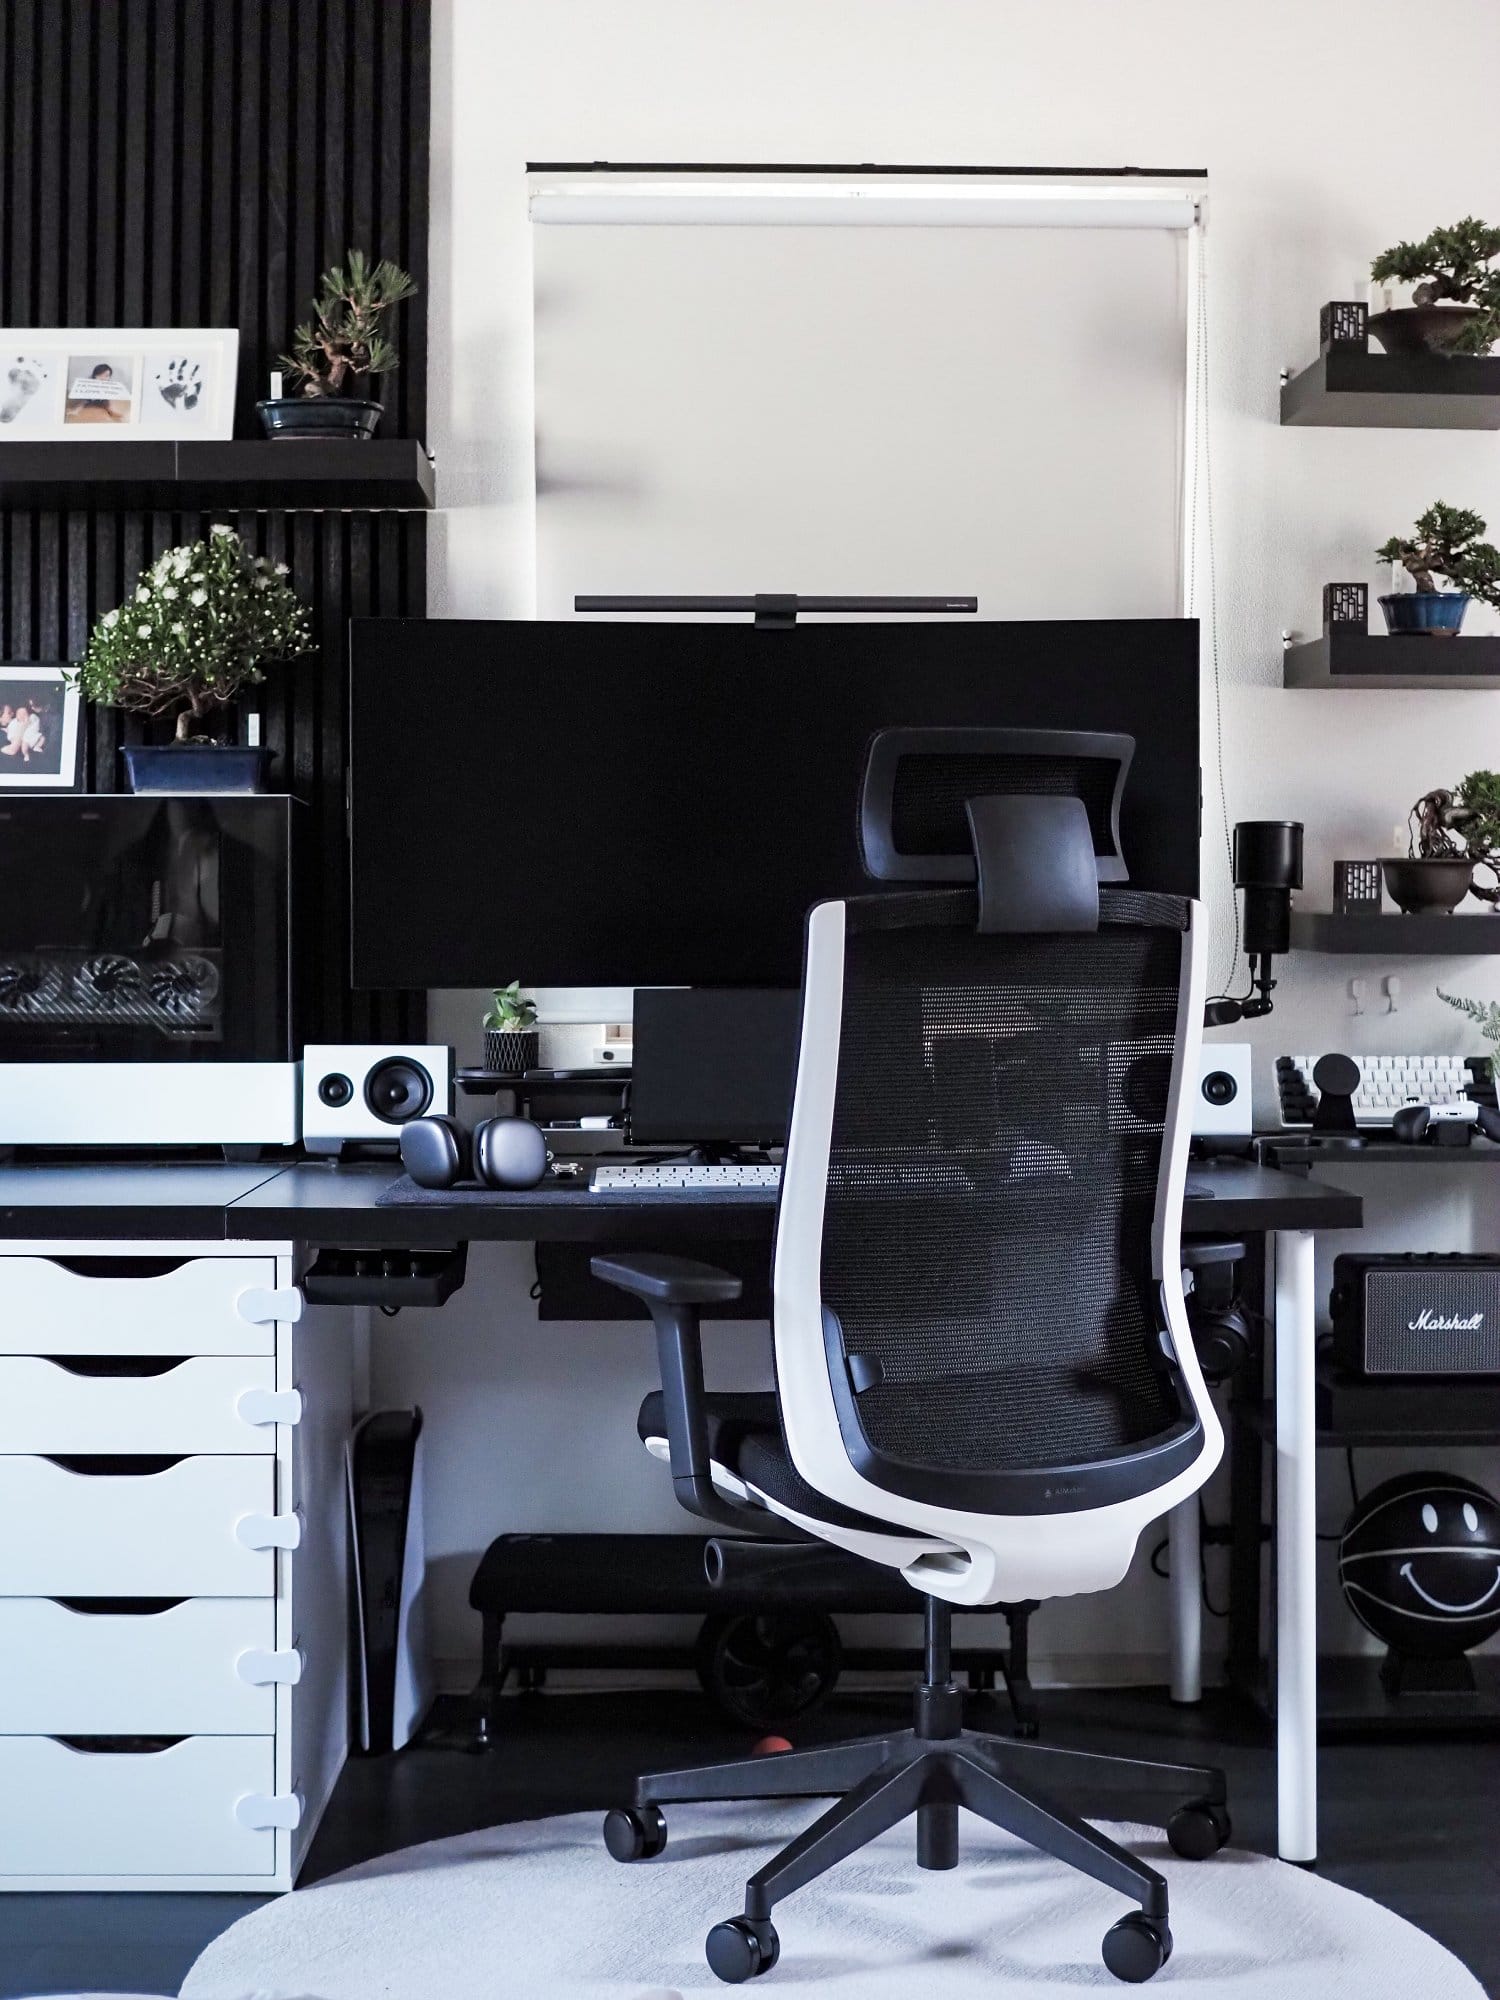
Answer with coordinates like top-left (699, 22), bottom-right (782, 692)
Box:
top-left (891, 750), bottom-right (1119, 861)
top-left (814, 887), bottom-right (1190, 1483)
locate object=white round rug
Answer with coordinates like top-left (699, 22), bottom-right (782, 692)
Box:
top-left (179, 1804), bottom-right (1484, 2000)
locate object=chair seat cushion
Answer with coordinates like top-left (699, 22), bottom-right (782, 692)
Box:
top-left (637, 1391), bottom-right (895, 1536)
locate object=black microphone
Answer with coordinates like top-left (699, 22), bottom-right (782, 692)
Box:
top-left (1205, 821), bottom-right (1303, 1026)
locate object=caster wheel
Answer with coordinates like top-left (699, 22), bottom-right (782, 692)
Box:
top-left (1102, 1912), bottom-right (1172, 1983)
top-left (602, 1804), bottom-right (667, 1862)
top-left (705, 1915), bottom-right (780, 1983)
top-left (1167, 1799), bottom-right (1232, 1860)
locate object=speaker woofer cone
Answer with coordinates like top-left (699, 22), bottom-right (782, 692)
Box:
top-left (364, 1056), bottom-right (433, 1124)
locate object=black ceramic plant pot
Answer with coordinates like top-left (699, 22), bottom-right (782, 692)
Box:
top-left (122, 744), bottom-right (272, 794)
top-left (256, 396), bottom-right (383, 440)
top-left (1367, 305), bottom-right (1488, 357)
top-left (484, 1028), bottom-right (539, 1076)
top-left (1380, 856), bottom-right (1474, 915)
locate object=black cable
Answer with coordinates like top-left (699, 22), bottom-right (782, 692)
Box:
top-left (1317, 1450), bottom-right (1362, 1541)
top-left (379, 1304), bottom-right (400, 1318)
top-left (1149, 1534), bottom-right (1170, 1580)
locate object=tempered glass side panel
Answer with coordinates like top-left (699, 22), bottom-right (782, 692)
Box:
top-left (0, 796), bottom-right (292, 1062)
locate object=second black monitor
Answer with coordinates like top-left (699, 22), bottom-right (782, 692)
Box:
top-left (630, 988), bottom-right (800, 1148)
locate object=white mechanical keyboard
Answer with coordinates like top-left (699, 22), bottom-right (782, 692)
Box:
top-left (590, 1161), bottom-right (781, 1194)
top-left (1275, 1053), bottom-right (1471, 1128)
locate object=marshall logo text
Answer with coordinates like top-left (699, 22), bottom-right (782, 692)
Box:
top-left (1408, 1307), bottom-right (1486, 1333)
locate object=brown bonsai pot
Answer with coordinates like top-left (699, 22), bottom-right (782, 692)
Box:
top-left (1380, 856), bottom-right (1474, 914)
top-left (1367, 305), bottom-right (1489, 357)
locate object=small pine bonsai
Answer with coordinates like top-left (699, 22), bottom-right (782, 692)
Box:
top-left (1371, 217), bottom-right (1500, 354)
top-left (1376, 503), bottom-right (1500, 608)
top-left (281, 249), bottom-right (418, 399)
top-left (483, 982), bottom-right (539, 1034)
top-left (71, 526), bottom-right (314, 741)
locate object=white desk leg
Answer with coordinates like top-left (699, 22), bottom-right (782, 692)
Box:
top-left (1168, 1499), bottom-right (1202, 1703)
top-left (1274, 1228), bottom-right (1318, 1864)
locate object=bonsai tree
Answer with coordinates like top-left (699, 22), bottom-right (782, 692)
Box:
top-left (1376, 503), bottom-right (1500, 605)
top-left (483, 982), bottom-right (539, 1035)
top-left (71, 525), bottom-right (314, 741)
top-left (1409, 770), bottom-right (1500, 901)
top-left (281, 249), bottom-right (418, 398)
top-left (1371, 217), bottom-right (1500, 353)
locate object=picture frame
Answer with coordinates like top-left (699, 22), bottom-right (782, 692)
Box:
top-left (0, 329), bottom-right (239, 441)
top-left (0, 666), bottom-right (84, 791)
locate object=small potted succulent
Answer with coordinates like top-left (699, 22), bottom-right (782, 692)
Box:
top-left (1387, 772), bottom-right (1500, 914)
top-left (483, 981), bottom-right (540, 1076)
top-left (258, 249), bottom-right (417, 441)
top-left (70, 525), bottom-right (314, 792)
top-left (1369, 218), bottom-right (1500, 356)
top-left (1375, 502), bottom-right (1500, 636)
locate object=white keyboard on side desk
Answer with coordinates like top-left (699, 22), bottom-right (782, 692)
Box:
top-left (590, 1161), bottom-right (782, 1194)
top-left (1276, 1053), bottom-right (1471, 1128)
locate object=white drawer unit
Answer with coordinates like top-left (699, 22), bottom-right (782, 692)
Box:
top-left (0, 1454), bottom-right (284, 1598)
top-left (0, 1734), bottom-right (279, 1879)
top-left (0, 1240), bottom-right (353, 1893)
top-left (0, 1355), bottom-right (293, 1456)
top-left (0, 1598), bottom-right (286, 1736)
top-left (0, 1253), bottom-right (282, 1356)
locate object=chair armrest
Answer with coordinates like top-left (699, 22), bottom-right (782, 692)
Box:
top-left (591, 1252), bottom-right (760, 1531)
top-left (591, 1252), bottom-right (744, 1306)
top-left (1180, 1238), bottom-right (1246, 1271)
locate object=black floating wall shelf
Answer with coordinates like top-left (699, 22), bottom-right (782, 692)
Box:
top-left (1281, 300), bottom-right (1500, 429)
top-left (0, 439), bottom-right (436, 511)
top-left (1291, 910), bottom-right (1500, 954)
top-left (1284, 583), bottom-right (1500, 688)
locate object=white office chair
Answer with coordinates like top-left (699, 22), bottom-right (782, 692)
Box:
top-left (594, 783), bottom-right (1227, 1986)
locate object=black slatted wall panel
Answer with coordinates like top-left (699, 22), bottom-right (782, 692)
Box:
top-left (0, 0), bottom-right (430, 1043)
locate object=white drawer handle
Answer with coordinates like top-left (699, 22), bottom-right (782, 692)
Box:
top-left (236, 1509), bottom-right (303, 1552)
top-left (237, 1387), bottom-right (304, 1428)
top-left (237, 1646), bottom-right (305, 1687)
top-left (236, 1789), bottom-right (303, 1832)
top-left (237, 1285), bottom-right (305, 1326)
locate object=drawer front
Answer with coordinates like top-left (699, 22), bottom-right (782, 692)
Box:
top-left (0, 1255), bottom-right (278, 1357)
top-left (0, 1356), bottom-right (281, 1455)
top-left (0, 1734), bottom-right (276, 1877)
top-left (0, 1599), bottom-right (278, 1735)
top-left (0, 1457), bottom-right (278, 1597)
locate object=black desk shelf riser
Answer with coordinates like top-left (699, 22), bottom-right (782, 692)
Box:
top-left (1280, 302), bottom-right (1500, 430)
top-left (1284, 584), bottom-right (1500, 690)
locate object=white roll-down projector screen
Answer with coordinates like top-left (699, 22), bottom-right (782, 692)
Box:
top-left (529, 174), bottom-right (1202, 619)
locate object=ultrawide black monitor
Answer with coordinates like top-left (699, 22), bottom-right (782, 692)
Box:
top-left (348, 617), bottom-right (1199, 990)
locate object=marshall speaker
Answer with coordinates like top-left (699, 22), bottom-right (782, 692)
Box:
top-left (1331, 1254), bottom-right (1500, 1377)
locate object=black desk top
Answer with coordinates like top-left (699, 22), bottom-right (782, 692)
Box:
top-left (0, 1155), bottom-right (1363, 1243)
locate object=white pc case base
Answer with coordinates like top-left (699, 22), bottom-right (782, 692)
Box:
top-left (0, 1063), bottom-right (301, 1147)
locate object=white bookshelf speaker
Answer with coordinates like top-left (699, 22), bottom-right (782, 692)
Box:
top-left (301, 1045), bottom-right (453, 1156)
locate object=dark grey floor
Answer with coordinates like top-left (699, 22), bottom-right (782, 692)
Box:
top-left (3, 1684), bottom-right (1498, 1997)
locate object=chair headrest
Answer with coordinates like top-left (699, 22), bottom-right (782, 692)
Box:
top-left (858, 725), bottom-right (1134, 886)
top-left (966, 794), bottom-right (1099, 933)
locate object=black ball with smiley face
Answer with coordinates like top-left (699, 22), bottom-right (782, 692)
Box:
top-left (1339, 1472), bottom-right (1500, 1660)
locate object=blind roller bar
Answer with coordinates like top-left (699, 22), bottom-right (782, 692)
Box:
top-left (530, 182), bottom-right (1201, 229)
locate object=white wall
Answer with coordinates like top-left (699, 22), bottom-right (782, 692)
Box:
top-left (394, 0), bottom-right (1500, 1679)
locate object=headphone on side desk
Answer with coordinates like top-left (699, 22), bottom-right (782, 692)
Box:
top-left (400, 1113), bottom-right (551, 1190)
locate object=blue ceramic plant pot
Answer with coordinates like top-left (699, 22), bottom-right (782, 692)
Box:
top-left (1379, 591), bottom-right (1470, 636)
top-left (122, 744), bottom-right (271, 794)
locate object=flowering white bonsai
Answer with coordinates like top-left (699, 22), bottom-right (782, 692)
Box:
top-left (70, 525), bottom-right (314, 742)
